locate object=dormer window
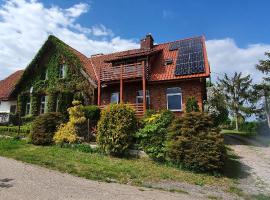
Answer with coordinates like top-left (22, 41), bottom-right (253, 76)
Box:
top-left (164, 58), bottom-right (173, 66)
top-left (59, 64), bottom-right (67, 78)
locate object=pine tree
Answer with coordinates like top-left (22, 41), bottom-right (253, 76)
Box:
top-left (217, 72), bottom-right (254, 131)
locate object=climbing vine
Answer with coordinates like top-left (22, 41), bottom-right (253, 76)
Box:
top-left (14, 35), bottom-right (95, 119)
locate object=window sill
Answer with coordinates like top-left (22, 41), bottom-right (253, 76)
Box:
top-left (169, 109), bottom-right (182, 112)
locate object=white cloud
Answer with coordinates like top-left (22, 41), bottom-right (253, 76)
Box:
top-left (206, 38), bottom-right (270, 83)
top-left (0, 0), bottom-right (139, 80)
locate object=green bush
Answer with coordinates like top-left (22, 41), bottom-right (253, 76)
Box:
top-left (0, 126), bottom-right (30, 135)
top-left (97, 104), bottom-right (137, 157)
top-left (185, 96), bottom-right (200, 113)
top-left (54, 101), bottom-right (86, 145)
top-left (136, 110), bottom-right (174, 161)
top-left (30, 112), bottom-right (63, 145)
top-left (83, 105), bottom-right (100, 121)
top-left (166, 112), bottom-right (226, 172)
top-left (239, 121), bottom-right (259, 133)
top-left (21, 115), bottom-right (35, 124)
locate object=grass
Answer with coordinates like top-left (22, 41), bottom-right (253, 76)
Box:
top-left (221, 129), bottom-right (256, 137)
top-left (0, 138), bottom-right (234, 189)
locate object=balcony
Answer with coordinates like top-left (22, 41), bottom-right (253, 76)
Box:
top-left (99, 103), bottom-right (144, 117)
top-left (99, 62), bottom-right (145, 82)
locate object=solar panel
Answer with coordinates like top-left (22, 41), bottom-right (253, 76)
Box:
top-left (169, 37), bottom-right (205, 76)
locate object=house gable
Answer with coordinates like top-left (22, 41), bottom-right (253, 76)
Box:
top-left (12, 35), bottom-right (96, 116)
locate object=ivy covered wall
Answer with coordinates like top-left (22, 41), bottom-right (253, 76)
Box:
top-left (14, 35), bottom-right (95, 118)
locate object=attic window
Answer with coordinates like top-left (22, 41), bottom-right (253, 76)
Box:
top-left (164, 58), bottom-right (173, 66)
top-left (59, 64), bottom-right (67, 78)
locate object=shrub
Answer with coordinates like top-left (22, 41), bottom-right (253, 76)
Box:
top-left (136, 110), bottom-right (174, 161)
top-left (166, 112), bottom-right (226, 172)
top-left (83, 105), bottom-right (100, 121)
top-left (30, 112), bottom-right (63, 145)
top-left (53, 101), bottom-right (86, 145)
top-left (97, 104), bottom-right (137, 157)
top-left (185, 96), bottom-right (200, 113)
top-left (239, 121), bottom-right (260, 133)
top-left (21, 115), bottom-right (35, 124)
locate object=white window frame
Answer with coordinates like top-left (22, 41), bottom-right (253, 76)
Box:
top-left (59, 64), bottom-right (67, 78)
top-left (136, 90), bottom-right (150, 107)
top-left (45, 69), bottom-right (48, 80)
top-left (166, 87), bottom-right (182, 112)
top-left (25, 99), bottom-right (31, 115)
top-left (110, 92), bottom-right (119, 104)
top-left (40, 96), bottom-right (48, 114)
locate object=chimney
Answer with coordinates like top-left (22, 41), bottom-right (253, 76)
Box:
top-left (140, 33), bottom-right (154, 49)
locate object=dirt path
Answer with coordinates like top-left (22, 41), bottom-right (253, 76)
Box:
top-left (226, 135), bottom-right (270, 196)
top-left (0, 156), bottom-right (197, 200)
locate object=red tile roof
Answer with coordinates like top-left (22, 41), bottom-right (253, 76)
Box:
top-left (88, 36), bottom-right (210, 82)
top-left (0, 70), bottom-right (23, 100)
top-left (0, 35), bottom-right (210, 97)
top-left (68, 46), bottom-right (98, 84)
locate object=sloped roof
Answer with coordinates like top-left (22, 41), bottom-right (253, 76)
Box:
top-left (0, 70), bottom-right (23, 100)
top-left (0, 35), bottom-right (210, 98)
top-left (88, 36), bottom-right (210, 82)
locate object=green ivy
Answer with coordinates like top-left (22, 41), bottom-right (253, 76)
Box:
top-left (31, 93), bottom-right (39, 116)
top-left (13, 35), bottom-right (95, 118)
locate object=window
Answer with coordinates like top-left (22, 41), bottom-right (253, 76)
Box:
top-left (110, 92), bottom-right (119, 104)
top-left (41, 69), bottom-right (48, 80)
top-left (136, 90), bottom-right (150, 108)
top-left (167, 87), bottom-right (182, 111)
top-left (40, 96), bottom-right (48, 114)
top-left (59, 64), bottom-right (67, 78)
top-left (25, 98), bottom-right (31, 115)
top-left (10, 105), bottom-right (16, 114)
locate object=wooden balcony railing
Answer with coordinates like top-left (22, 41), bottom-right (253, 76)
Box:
top-left (99, 103), bottom-right (144, 117)
top-left (99, 63), bottom-right (144, 82)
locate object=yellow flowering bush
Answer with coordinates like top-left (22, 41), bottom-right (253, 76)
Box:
top-left (53, 101), bottom-right (86, 145)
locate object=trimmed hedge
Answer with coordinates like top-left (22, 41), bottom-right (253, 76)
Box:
top-left (30, 112), bottom-right (63, 145)
top-left (166, 112), bottom-right (226, 172)
top-left (83, 105), bottom-right (100, 121)
top-left (0, 125), bottom-right (30, 136)
top-left (97, 104), bottom-right (137, 157)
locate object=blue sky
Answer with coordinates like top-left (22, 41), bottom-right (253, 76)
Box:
top-left (0, 0), bottom-right (270, 81)
top-left (40, 0), bottom-right (270, 47)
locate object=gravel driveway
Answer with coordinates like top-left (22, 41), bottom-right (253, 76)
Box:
top-left (0, 156), bottom-right (194, 200)
top-left (225, 134), bottom-right (270, 196)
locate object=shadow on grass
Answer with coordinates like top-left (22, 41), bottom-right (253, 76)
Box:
top-left (224, 134), bottom-right (270, 147)
top-left (222, 147), bottom-right (251, 179)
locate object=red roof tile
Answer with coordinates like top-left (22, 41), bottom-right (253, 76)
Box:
top-left (67, 46), bottom-right (98, 83)
top-left (0, 70), bottom-right (23, 100)
top-left (88, 36), bottom-right (210, 82)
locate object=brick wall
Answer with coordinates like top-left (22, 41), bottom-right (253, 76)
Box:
top-left (100, 78), bottom-right (205, 114)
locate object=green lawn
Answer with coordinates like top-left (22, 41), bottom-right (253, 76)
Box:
top-left (221, 129), bottom-right (256, 137)
top-left (0, 138), bottom-right (234, 190)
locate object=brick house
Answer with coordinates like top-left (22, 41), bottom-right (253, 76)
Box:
top-left (0, 34), bottom-right (210, 119)
top-left (90, 34), bottom-right (210, 116)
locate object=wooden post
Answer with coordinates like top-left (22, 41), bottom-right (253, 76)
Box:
top-left (98, 79), bottom-right (101, 106)
top-left (120, 64), bottom-right (123, 103)
top-left (142, 61), bottom-right (146, 113)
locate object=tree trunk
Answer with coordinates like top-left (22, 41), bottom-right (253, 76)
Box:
top-left (235, 112), bottom-right (239, 131)
top-left (264, 94), bottom-right (270, 129)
